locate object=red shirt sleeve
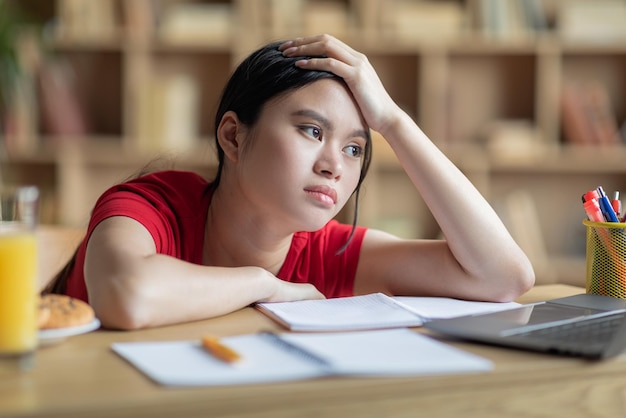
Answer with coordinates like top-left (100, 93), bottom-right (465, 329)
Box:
top-left (64, 171), bottom-right (211, 302)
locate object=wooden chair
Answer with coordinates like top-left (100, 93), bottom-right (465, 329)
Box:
top-left (37, 225), bottom-right (85, 292)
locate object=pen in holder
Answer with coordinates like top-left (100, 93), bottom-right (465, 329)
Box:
top-left (583, 220), bottom-right (626, 299)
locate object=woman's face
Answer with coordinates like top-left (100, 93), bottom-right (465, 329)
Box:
top-left (236, 78), bottom-right (368, 232)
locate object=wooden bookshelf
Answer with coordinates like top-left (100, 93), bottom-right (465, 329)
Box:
top-left (2, 0), bottom-right (626, 286)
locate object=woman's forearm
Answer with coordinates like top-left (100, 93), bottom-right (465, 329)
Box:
top-left (379, 111), bottom-right (535, 289)
top-left (88, 256), bottom-right (323, 330)
top-left (87, 256), bottom-right (272, 329)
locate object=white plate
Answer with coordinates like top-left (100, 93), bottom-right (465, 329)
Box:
top-left (38, 318), bottom-right (101, 347)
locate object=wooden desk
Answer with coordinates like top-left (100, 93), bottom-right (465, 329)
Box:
top-left (3, 284), bottom-right (625, 418)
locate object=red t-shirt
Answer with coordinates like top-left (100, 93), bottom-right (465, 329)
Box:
top-left (65, 171), bottom-right (367, 302)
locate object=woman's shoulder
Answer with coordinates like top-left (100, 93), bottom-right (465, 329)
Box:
top-left (115, 170), bottom-right (211, 197)
top-left (93, 170), bottom-right (212, 213)
top-left (129, 170), bottom-right (210, 187)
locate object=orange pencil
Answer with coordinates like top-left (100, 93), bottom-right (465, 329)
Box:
top-left (201, 336), bottom-right (242, 364)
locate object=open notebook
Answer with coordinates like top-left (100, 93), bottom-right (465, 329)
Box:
top-left (256, 293), bottom-right (520, 332)
top-left (112, 328), bottom-right (493, 386)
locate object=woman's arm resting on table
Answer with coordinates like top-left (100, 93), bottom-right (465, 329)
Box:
top-left (355, 227), bottom-right (534, 302)
top-left (84, 217), bottom-right (323, 330)
top-left (354, 111), bottom-right (535, 302)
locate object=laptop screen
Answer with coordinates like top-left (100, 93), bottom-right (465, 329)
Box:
top-left (481, 303), bottom-right (603, 328)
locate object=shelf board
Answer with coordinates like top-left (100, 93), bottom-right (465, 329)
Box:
top-left (488, 145), bottom-right (626, 174)
top-left (0, 150), bottom-right (57, 164)
top-left (150, 39), bottom-right (233, 53)
top-left (449, 35), bottom-right (546, 54)
top-left (371, 142), bottom-right (626, 175)
top-left (560, 42), bottom-right (626, 55)
top-left (48, 32), bottom-right (126, 51)
top-left (350, 33), bottom-right (545, 55)
top-left (68, 141), bottom-right (218, 167)
top-left (2, 138), bottom-right (218, 168)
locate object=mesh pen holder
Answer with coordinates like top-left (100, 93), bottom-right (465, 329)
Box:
top-left (584, 220), bottom-right (626, 299)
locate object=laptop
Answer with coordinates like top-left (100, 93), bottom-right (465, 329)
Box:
top-left (423, 293), bottom-right (626, 359)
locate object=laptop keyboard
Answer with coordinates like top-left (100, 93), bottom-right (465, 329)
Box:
top-left (511, 311), bottom-right (626, 356)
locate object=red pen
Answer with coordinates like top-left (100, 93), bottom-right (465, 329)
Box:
top-left (612, 191), bottom-right (621, 219)
top-left (584, 198), bottom-right (605, 222)
top-left (583, 189), bottom-right (600, 203)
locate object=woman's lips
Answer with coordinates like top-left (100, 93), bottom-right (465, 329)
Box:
top-left (304, 185), bottom-right (337, 208)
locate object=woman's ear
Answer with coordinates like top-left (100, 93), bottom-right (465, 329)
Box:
top-left (217, 111), bottom-right (243, 162)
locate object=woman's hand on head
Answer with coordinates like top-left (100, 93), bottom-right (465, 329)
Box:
top-left (279, 34), bottom-right (401, 135)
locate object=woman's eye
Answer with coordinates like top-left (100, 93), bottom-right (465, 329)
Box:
top-left (344, 145), bottom-right (363, 158)
top-left (302, 126), bottom-right (321, 140)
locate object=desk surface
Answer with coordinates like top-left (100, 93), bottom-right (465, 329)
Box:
top-left (3, 284), bottom-right (624, 418)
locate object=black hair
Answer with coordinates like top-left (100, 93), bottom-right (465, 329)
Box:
top-left (210, 41), bottom-right (372, 250)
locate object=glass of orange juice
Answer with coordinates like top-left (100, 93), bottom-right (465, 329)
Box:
top-left (0, 186), bottom-right (39, 373)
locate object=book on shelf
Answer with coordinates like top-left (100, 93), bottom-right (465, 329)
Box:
top-left (477, 0), bottom-right (547, 40)
top-left (136, 73), bottom-right (200, 153)
top-left (483, 119), bottom-right (543, 162)
top-left (561, 83), bottom-right (593, 145)
top-left (351, 0), bottom-right (384, 34)
top-left (2, 74), bottom-right (38, 155)
top-left (256, 292), bottom-right (520, 332)
top-left (56, 0), bottom-right (117, 41)
top-left (37, 58), bottom-right (89, 138)
top-left (269, 0), bottom-right (303, 38)
top-left (158, 2), bottom-right (233, 45)
top-left (302, 0), bottom-right (349, 39)
top-left (111, 328), bottom-right (493, 386)
top-left (521, 0), bottom-right (548, 32)
top-left (2, 29), bottom-right (40, 155)
top-left (585, 82), bottom-right (622, 145)
top-left (561, 82), bottom-right (621, 146)
top-left (381, 0), bottom-right (464, 41)
top-left (558, 0), bottom-right (626, 43)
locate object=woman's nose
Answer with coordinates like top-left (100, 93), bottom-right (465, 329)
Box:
top-left (314, 147), bottom-right (343, 180)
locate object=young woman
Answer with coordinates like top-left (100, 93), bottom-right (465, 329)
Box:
top-left (48, 35), bottom-right (534, 330)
